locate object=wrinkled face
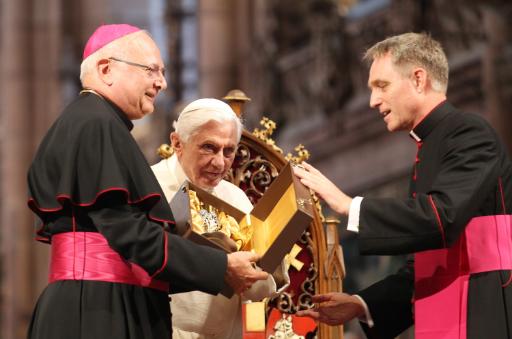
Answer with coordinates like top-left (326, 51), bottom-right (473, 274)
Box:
top-left (173, 120), bottom-right (238, 189)
top-left (110, 33), bottom-right (167, 120)
top-left (368, 53), bottom-right (421, 132)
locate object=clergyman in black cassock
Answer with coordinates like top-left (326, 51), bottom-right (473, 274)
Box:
top-left (294, 32), bottom-right (512, 339)
top-left (357, 100), bottom-right (512, 339)
top-left (26, 24), bottom-right (267, 339)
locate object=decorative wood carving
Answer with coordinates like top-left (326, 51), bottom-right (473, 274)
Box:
top-left (228, 114), bottom-right (344, 339)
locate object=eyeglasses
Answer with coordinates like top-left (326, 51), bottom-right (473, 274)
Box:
top-left (109, 57), bottom-right (166, 79)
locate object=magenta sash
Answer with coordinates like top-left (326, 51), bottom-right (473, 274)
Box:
top-left (414, 215), bottom-right (512, 339)
top-left (49, 232), bottom-right (169, 292)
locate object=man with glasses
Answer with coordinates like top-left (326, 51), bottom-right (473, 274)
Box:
top-left (27, 24), bottom-right (268, 339)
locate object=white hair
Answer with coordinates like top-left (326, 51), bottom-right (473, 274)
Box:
top-left (79, 30), bottom-right (149, 86)
top-left (174, 98), bottom-right (243, 143)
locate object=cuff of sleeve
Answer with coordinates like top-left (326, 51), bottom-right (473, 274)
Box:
top-left (274, 261), bottom-right (291, 295)
top-left (243, 267), bottom-right (277, 301)
top-left (347, 196), bottom-right (363, 233)
top-left (353, 294), bottom-right (374, 328)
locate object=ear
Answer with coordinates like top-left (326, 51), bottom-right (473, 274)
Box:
top-left (412, 67), bottom-right (427, 94)
top-left (97, 59), bottom-right (114, 86)
top-left (171, 132), bottom-right (183, 157)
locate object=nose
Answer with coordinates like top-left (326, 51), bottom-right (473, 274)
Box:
top-left (211, 151), bottom-right (224, 169)
top-left (369, 90), bottom-right (381, 109)
top-left (155, 74), bottom-right (167, 91)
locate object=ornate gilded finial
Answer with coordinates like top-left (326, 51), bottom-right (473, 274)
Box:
top-left (252, 117), bottom-right (283, 153)
top-left (285, 144), bottom-right (310, 164)
top-left (311, 191), bottom-right (326, 222)
top-left (157, 143), bottom-right (174, 159)
top-left (223, 89), bottom-right (251, 117)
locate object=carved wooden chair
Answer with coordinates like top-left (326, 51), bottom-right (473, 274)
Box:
top-left (158, 90), bottom-right (345, 339)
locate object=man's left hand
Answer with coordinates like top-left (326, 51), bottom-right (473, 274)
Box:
top-left (296, 292), bottom-right (365, 326)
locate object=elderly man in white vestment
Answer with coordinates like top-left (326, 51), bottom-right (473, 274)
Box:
top-left (152, 98), bottom-right (282, 339)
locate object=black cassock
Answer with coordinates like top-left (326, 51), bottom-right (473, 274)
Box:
top-left (355, 102), bottom-right (512, 339)
top-left (27, 92), bottom-right (228, 339)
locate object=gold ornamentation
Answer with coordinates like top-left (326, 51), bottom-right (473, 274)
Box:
top-left (157, 144), bottom-right (174, 159)
top-left (285, 144), bottom-right (310, 164)
top-left (296, 197), bottom-right (312, 209)
top-left (252, 119), bottom-right (311, 164)
top-left (223, 89), bottom-right (251, 102)
top-left (223, 89), bottom-right (251, 117)
top-left (298, 263), bottom-right (317, 310)
top-left (252, 117), bottom-right (284, 153)
top-left (198, 209), bottom-right (221, 233)
top-left (188, 190), bottom-right (253, 250)
top-left (268, 314), bottom-right (304, 339)
top-left (227, 112), bottom-right (319, 317)
top-left (297, 232), bottom-right (317, 310)
top-left (273, 292), bottom-right (295, 314)
top-left (270, 232), bottom-right (317, 314)
top-left (227, 146), bottom-right (279, 204)
top-left (311, 191), bottom-right (326, 223)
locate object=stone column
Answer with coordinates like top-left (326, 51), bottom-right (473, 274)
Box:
top-left (1, 1), bottom-right (36, 337)
top-left (482, 5), bottom-right (512, 155)
top-left (197, 0), bottom-right (236, 97)
top-left (0, 0), bottom-right (61, 337)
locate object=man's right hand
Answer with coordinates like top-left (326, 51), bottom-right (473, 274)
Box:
top-left (293, 162), bottom-right (352, 216)
top-left (225, 251), bottom-right (269, 294)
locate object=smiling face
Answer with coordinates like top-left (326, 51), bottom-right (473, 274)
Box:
top-left (109, 33), bottom-right (167, 120)
top-left (172, 119), bottom-right (238, 189)
top-left (368, 53), bottom-right (423, 132)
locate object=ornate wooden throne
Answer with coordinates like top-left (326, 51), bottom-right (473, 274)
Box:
top-left (158, 89), bottom-right (345, 339)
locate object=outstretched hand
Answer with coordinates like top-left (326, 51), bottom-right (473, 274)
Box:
top-left (293, 162), bottom-right (352, 215)
top-left (296, 293), bottom-right (365, 326)
top-left (225, 251), bottom-right (269, 294)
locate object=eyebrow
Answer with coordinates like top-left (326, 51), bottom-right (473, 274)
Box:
top-left (368, 79), bottom-right (389, 89)
top-left (199, 140), bottom-right (235, 148)
top-left (150, 63), bottom-right (165, 71)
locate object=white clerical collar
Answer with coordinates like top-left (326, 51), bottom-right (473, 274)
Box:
top-left (409, 130), bottom-right (422, 142)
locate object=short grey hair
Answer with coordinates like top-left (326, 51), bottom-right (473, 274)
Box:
top-left (363, 32), bottom-right (449, 93)
top-left (79, 30), bottom-right (150, 85)
top-left (173, 98), bottom-right (243, 143)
